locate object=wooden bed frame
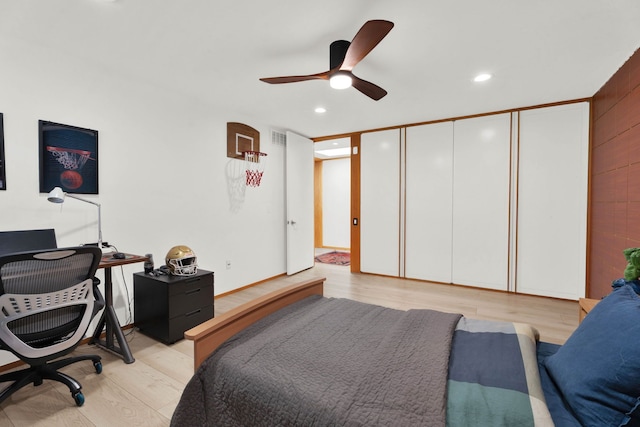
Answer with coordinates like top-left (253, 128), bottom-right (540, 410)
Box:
top-left (184, 277), bottom-right (326, 370)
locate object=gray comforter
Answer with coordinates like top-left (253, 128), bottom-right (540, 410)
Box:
top-left (172, 295), bottom-right (462, 426)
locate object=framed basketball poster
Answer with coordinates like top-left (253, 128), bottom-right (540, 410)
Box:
top-left (0, 113), bottom-right (5, 190)
top-left (38, 120), bottom-right (99, 194)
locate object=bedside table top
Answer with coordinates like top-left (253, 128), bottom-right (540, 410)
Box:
top-left (579, 298), bottom-right (599, 313)
top-left (578, 297), bottom-right (599, 322)
top-left (134, 269), bottom-right (213, 283)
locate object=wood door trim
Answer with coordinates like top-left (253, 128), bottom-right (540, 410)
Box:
top-left (350, 134), bottom-right (361, 272)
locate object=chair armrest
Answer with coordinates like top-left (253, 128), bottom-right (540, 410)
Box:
top-left (92, 277), bottom-right (105, 314)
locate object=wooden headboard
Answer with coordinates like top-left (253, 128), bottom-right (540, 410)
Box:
top-left (184, 277), bottom-right (326, 370)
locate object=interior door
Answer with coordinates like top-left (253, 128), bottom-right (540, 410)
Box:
top-left (286, 131), bottom-right (315, 275)
top-left (516, 103), bottom-right (589, 299)
top-left (451, 114), bottom-right (511, 290)
top-left (405, 122), bottom-right (454, 283)
top-left (360, 129), bottom-right (401, 276)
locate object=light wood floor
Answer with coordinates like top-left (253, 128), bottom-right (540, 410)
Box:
top-left (0, 262), bottom-right (579, 426)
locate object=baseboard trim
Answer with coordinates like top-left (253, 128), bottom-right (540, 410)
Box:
top-left (215, 273), bottom-right (287, 298)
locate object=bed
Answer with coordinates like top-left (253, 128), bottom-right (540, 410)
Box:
top-left (171, 277), bottom-right (640, 427)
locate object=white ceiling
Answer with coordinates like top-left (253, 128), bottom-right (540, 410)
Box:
top-left (2, 0), bottom-right (640, 139)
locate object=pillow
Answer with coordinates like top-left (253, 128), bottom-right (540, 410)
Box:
top-left (545, 285), bottom-right (640, 427)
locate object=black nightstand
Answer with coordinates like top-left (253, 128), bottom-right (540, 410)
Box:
top-left (133, 269), bottom-right (214, 344)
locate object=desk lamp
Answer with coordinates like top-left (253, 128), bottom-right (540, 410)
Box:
top-left (47, 186), bottom-right (104, 248)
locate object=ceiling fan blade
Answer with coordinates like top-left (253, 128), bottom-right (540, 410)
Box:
top-left (351, 74), bottom-right (387, 100)
top-left (260, 70), bottom-right (331, 84)
top-left (340, 20), bottom-right (394, 71)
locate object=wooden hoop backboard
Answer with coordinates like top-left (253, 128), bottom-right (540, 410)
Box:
top-left (227, 122), bottom-right (260, 160)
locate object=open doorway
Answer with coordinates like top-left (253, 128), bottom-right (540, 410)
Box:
top-left (314, 137), bottom-right (351, 266)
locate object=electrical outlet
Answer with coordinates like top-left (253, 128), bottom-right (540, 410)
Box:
top-left (226, 260), bottom-right (231, 269)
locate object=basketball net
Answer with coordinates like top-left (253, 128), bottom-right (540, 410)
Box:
top-left (47, 146), bottom-right (91, 170)
top-left (243, 151), bottom-right (267, 187)
top-left (225, 159), bottom-right (246, 213)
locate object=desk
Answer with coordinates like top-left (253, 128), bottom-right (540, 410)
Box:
top-left (92, 253), bottom-right (147, 364)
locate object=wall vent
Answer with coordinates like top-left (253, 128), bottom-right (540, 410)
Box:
top-left (271, 129), bottom-right (286, 146)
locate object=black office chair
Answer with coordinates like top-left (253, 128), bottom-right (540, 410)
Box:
top-left (0, 246), bottom-right (105, 406)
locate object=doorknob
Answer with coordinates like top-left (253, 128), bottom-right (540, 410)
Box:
top-left (287, 220), bottom-right (297, 225)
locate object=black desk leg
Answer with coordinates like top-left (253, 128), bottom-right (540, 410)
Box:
top-left (91, 267), bottom-right (135, 364)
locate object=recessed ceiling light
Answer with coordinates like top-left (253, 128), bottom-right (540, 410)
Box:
top-left (315, 107), bottom-right (327, 114)
top-left (316, 147), bottom-right (350, 157)
top-left (474, 73), bottom-right (492, 82)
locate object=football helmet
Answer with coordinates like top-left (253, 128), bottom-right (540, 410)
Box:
top-left (165, 245), bottom-right (198, 276)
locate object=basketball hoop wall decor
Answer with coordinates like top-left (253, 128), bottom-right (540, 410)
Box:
top-left (38, 120), bottom-right (99, 194)
top-left (227, 122), bottom-right (260, 160)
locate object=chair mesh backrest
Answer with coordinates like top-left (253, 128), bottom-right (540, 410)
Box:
top-left (1, 254), bottom-right (94, 294)
top-left (0, 251), bottom-right (96, 347)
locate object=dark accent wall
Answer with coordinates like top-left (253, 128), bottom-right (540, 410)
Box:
top-left (589, 48), bottom-right (640, 298)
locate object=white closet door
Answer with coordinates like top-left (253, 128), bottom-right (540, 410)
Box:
top-left (405, 122), bottom-right (454, 283)
top-left (516, 103), bottom-right (589, 299)
top-left (452, 114), bottom-right (511, 290)
top-left (360, 129), bottom-right (400, 276)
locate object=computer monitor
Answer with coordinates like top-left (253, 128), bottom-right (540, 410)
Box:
top-left (0, 229), bottom-right (58, 257)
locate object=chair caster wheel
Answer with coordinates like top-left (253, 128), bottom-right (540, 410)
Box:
top-left (94, 360), bottom-right (103, 374)
top-left (73, 391), bottom-right (85, 406)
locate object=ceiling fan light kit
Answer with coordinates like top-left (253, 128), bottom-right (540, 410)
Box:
top-left (329, 72), bottom-right (352, 89)
top-left (259, 20), bottom-right (394, 100)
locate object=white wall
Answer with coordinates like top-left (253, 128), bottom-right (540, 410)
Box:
top-left (321, 158), bottom-right (350, 248)
top-left (0, 32), bottom-right (288, 366)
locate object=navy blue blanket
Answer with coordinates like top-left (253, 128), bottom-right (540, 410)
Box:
top-left (447, 318), bottom-right (555, 426)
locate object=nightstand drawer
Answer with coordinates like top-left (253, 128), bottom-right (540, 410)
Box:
top-left (168, 274), bottom-right (214, 297)
top-left (169, 277), bottom-right (214, 319)
top-left (167, 305), bottom-right (214, 343)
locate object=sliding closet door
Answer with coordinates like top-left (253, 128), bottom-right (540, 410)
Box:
top-left (405, 122), bottom-right (454, 283)
top-left (516, 103), bottom-right (589, 299)
top-left (360, 129), bottom-right (400, 276)
top-left (452, 114), bottom-right (511, 290)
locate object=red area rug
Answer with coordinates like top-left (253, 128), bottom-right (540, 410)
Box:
top-left (314, 251), bottom-right (350, 266)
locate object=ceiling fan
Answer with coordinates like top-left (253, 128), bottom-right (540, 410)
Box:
top-left (259, 20), bottom-right (394, 101)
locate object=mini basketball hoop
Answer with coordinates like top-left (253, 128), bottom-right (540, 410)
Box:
top-left (243, 151), bottom-right (267, 187)
top-left (47, 146), bottom-right (92, 170)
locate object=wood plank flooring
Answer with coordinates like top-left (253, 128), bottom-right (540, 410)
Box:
top-left (0, 262), bottom-right (579, 426)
